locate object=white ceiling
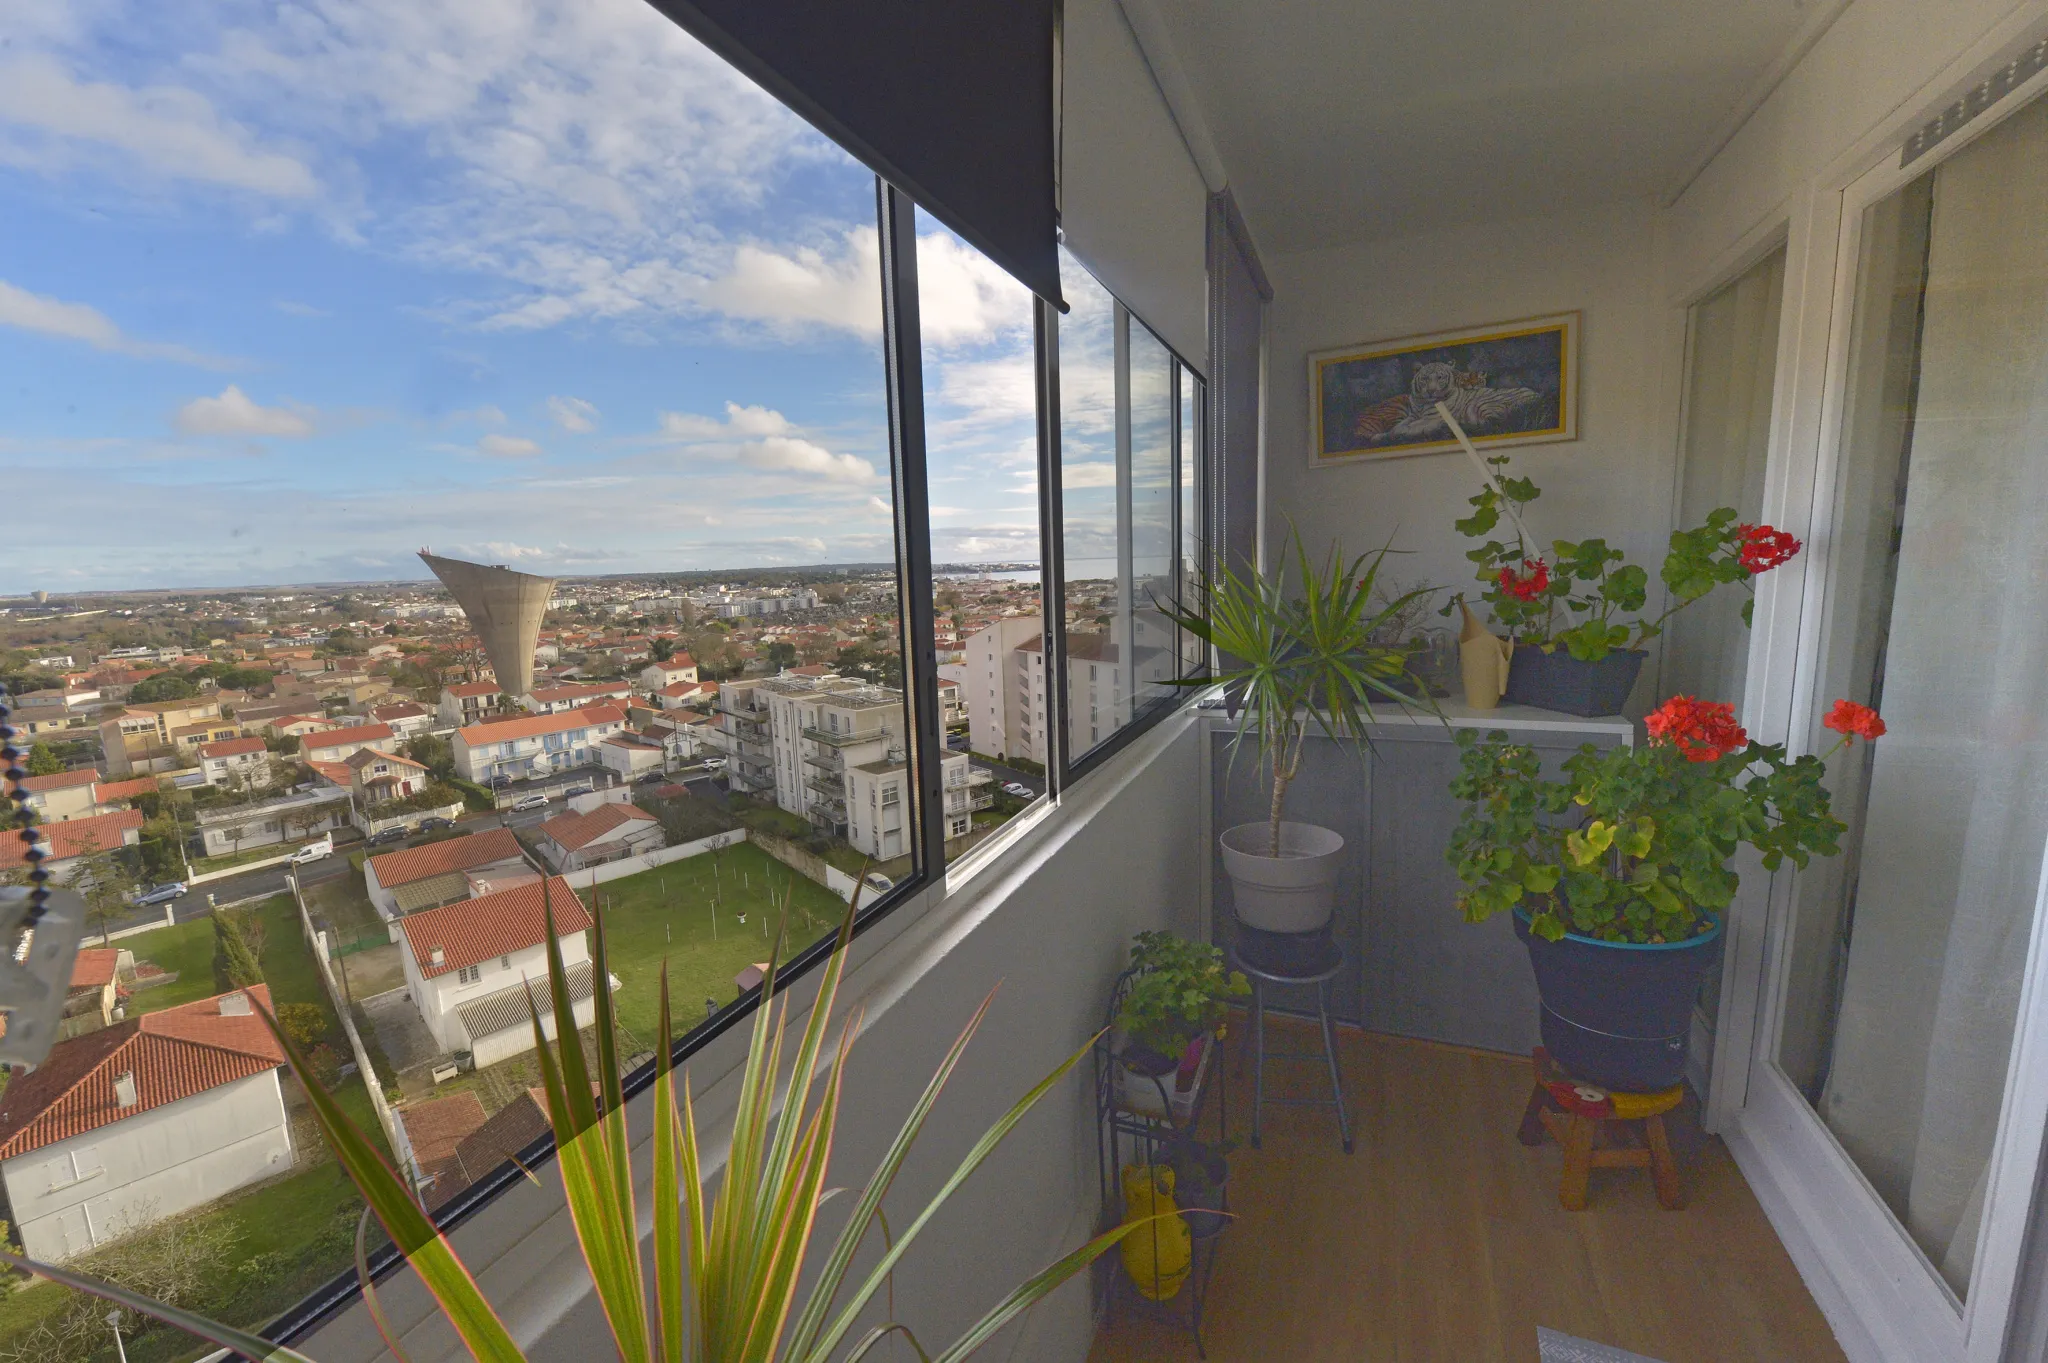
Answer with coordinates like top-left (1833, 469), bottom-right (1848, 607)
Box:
top-left (1147, 0), bottom-right (1824, 255)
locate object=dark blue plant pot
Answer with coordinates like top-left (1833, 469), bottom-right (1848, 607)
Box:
top-left (1513, 910), bottom-right (1723, 1092)
top-left (1502, 645), bottom-right (1647, 718)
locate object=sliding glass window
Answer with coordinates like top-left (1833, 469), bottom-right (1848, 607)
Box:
top-left (1056, 247), bottom-right (1207, 775)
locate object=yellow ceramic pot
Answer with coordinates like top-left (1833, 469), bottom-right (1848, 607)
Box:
top-left (1119, 1163), bottom-right (1192, 1300)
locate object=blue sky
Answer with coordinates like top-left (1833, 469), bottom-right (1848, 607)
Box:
top-left (0, 0), bottom-right (1076, 592)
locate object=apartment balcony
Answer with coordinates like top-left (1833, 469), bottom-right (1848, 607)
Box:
top-left (801, 725), bottom-right (881, 748)
top-left (804, 771), bottom-right (844, 800)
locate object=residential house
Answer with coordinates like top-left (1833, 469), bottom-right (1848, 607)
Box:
top-left (300, 722), bottom-right (397, 766)
top-left (436, 680), bottom-right (502, 728)
top-left (426, 1086), bottom-right (552, 1210)
top-left (15, 687), bottom-right (101, 724)
top-left (198, 736), bottom-right (272, 790)
top-left (451, 704), bottom-right (626, 784)
top-left (99, 699), bottom-right (222, 777)
top-left (0, 809), bottom-right (144, 882)
top-left (521, 682), bottom-right (632, 714)
top-left (369, 702), bottom-right (434, 739)
top-left (393, 1091), bottom-right (487, 1201)
top-left (637, 656), bottom-right (699, 691)
top-left (91, 776), bottom-right (161, 806)
top-left (265, 713), bottom-right (341, 739)
top-left (15, 768), bottom-right (102, 823)
top-left (363, 827), bottom-right (530, 919)
top-left (62, 947), bottom-right (126, 1038)
top-left (535, 802), bottom-right (664, 871)
top-left (396, 877), bottom-right (609, 1068)
top-left (0, 987), bottom-right (290, 1261)
top-left (652, 679), bottom-right (716, 710)
top-left (170, 718), bottom-right (243, 755)
top-left (597, 732), bottom-right (665, 782)
top-left (193, 789), bottom-right (349, 858)
top-left (345, 747), bottom-right (429, 808)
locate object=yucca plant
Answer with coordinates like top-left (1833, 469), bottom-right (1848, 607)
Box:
top-left (1166, 529), bottom-right (1433, 856)
top-left (2, 879), bottom-right (1151, 1362)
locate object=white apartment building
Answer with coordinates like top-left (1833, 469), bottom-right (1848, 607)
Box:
top-left (844, 748), bottom-right (987, 859)
top-left (963, 615), bottom-right (1176, 762)
top-left (757, 674), bottom-right (904, 842)
top-left (452, 704), bottom-right (626, 784)
top-left (437, 680), bottom-right (503, 727)
top-left (712, 678), bottom-right (776, 797)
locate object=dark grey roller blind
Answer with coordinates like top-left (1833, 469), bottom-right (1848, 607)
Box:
top-left (642, 0), bottom-right (1063, 309)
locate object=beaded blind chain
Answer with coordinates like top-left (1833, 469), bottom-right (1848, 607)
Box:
top-left (0, 683), bottom-right (53, 930)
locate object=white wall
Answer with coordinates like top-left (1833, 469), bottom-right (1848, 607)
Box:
top-left (1061, 0), bottom-right (1210, 363)
top-left (302, 714), bottom-right (1203, 1363)
top-left (407, 935), bottom-right (592, 1052)
top-left (1262, 199), bottom-right (1673, 625)
top-left (3, 1069), bottom-right (291, 1262)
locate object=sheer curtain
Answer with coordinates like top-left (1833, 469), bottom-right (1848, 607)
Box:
top-left (1662, 246), bottom-right (1785, 712)
top-left (1786, 92), bottom-right (2048, 1297)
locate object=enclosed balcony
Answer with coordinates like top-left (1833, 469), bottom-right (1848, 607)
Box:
top-left (11, 4), bottom-right (2048, 1363)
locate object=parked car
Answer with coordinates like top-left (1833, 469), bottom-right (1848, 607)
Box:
top-left (636, 770), bottom-right (667, 784)
top-left (562, 784), bottom-right (593, 798)
top-left (133, 881), bottom-right (186, 908)
top-left (862, 871), bottom-right (894, 895)
top-left (701, 757), bottom-right (727, 771)
top-left (365, 826), bottom-right (408, 847)
top-left (1001, 782), bottom-right (1035, 799)
top-left (418, 815), bottom-right (457, 831)
top-left (289, 837), bottom-right (334, 866)
top-left (512, 793), bottom-right (550, 812)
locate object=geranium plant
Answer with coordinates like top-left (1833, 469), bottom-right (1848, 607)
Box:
top-left (1446, 696), bottom-right (1885, 945)
top-left (1116, 931), bottom-right (1250, 1064)
top-left (1448, 452), bottom-right (1803, 662)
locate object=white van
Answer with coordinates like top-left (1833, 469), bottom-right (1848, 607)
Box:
top-left (289, 836), bottom-right (334, 866)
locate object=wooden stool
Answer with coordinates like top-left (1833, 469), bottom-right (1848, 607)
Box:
top-left (1517, 1046), bottom-right (1685, 1211)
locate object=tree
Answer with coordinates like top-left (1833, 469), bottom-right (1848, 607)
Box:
top-left (129, 674), bottom-right (198, 703)
top-left (764, 641), bottom-right (797, 668)
top-left (276, 1001), bottom-right (327, 1052)
top-left (649, 637), bottom-right (676, 663)
top-left (265, 732), bottom-right (302, 756)
top-left (24, 743), bottom-right (61, 777)
top-left (404, 733), bottom-right (455, 780)
top-left (72, 835), bottom-right (136, 942)
top-left (211, 910), bottom-right (263, 991)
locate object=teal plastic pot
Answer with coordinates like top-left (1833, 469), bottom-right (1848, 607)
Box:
top-left (1513, 910), bottom-right (1722, 1091)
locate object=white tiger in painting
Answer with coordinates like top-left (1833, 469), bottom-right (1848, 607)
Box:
top-left (1351, 361), bottom-right (1542, 445)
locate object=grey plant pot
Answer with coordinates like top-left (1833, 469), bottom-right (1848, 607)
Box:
top-left (1502, 646), bottom-right (1647, 718)
top-left (1219, 821), bottom-right (1345, 934)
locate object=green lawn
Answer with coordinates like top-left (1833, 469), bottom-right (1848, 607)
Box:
top-left (585, 843), bottom-right (846, 1043)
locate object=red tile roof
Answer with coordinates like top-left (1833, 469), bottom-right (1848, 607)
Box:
top-left (301, 722), bottom-right (394, 751)
top-left (448, 680), bottom-right (502, 697)
top-left (399, 876), bottom-right (591, 978)
top-left (0, 987), bottom-right (284, 1160)
top-left (200, 736), bottom-right (268, 759)
top-left (367, 827), bottom-right (525, 890)
top-left (398, 1091), bottom-right (488, 1183)
top-left (70, 948), bottom-right (120, 991)
top-left (18, 769), bottom-right (98, 793)
top-left (456, 704), bottom-right (624, 746)
top-left (0, 809), bottom-right (144, 870)
top-left (539, 802), bottom-right (656, 853)
top-left (345, 747), bottom-right (425, 771)
top-left (93, 776), bottom-right (162, 803)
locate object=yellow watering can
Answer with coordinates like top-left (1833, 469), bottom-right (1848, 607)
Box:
top-left (1120, 1163), bottom-right (1191, 1300)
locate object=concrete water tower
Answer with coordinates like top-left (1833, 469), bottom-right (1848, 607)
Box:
top-left (417, 551), bottom-right (556, 701)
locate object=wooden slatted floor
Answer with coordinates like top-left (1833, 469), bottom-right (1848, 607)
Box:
top-left (1088, 1023), bottom-right (1846, 1363)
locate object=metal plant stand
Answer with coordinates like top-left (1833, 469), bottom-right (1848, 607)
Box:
top-left (1233, 932), bottom-right (1353, 1154)
top-left (1094, 966), bottom-right (1230, 1358)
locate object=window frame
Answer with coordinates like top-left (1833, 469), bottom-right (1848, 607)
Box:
top-left (268, 185), bottom-right (1213, 1352)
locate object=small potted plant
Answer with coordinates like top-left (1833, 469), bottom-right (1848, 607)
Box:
top-left (1115, 931), bottom-right (1250, 1083)
top-left (1446, 694), bottom-right (1885, 1090)
top-left (1167, 1132), bottom-right (1235, 1239)
top-left (1447, 452), bottom-right (1804, 716)
top-left (1168, 531), bottom-right (1428, 934)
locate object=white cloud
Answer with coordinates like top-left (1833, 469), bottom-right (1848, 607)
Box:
top-left (174, 385), bottom-right (314, 437)
top-left (547, 395), bottom-right (599, 432)
top-left (0, 54), bottom-right (317, 197)
top-left (450, 405), bottom-right (507, 427)
top-left (916, 232), bottom-right (1031, 345)
top-left (1061, 462), bottom-right (1118, 489)
top-left (0, 278), bottom-right (231, 367)
top-left (273, 299), bottom-right (330, 318)
top-left (656, 401), bottom-right (795, 442)
top-left (699, 229), bottom-right (881, 337)
top-left (739, 436), bottom-right (875, 484)
top-left (477, 433), bottom-right (542, 457)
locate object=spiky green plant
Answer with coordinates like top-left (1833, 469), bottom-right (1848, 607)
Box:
top-left (2, 879), bottom-right (1152, 1362)
top-left (1167, 529), bottom-right (1433, 855)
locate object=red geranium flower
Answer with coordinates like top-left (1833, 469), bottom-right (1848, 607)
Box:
top-left (1645, 695), bottom-right (1749, 763)
top-left (1736, 523), bottom-right (1802, 574)
top-left (1497, 558), bottom-right (1550, 602)
top-left (1822, 699), bottom-right (1886, 742)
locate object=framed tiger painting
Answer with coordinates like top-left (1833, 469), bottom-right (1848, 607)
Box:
top-left (1309, 311), bottom-right (1579, 465)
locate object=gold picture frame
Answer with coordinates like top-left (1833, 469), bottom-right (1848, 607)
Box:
top-left (1309, 311), bottom-right (1580, 465)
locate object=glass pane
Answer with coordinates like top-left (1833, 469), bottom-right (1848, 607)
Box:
top-left (915, 216), bottom-right (1047, 859)
top-left (1777, 92), bottom-right (2048, 1297)
top-left (1126, 322), bottom-right (1180, 724)
top-left (0, 0), bottom-right (905, 1333)
top-left (1180, 368), bottom-right (1208, 679)
top-left (1057, 247), bottom-right (1120, 761)
top-left (1663, 245), bottom-right (1786, 712)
